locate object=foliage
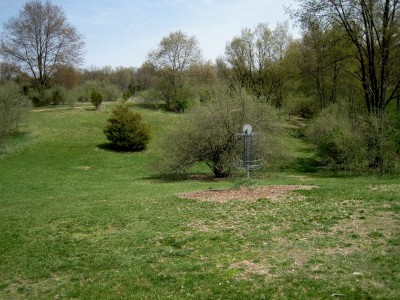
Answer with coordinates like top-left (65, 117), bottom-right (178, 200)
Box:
top-left (0, 62), bottom-right (21, 83)
top-left (295, 22), bottom-right (355, 110)
top-left (101, 83), bottom-right (121, 102)
top-left (52, 65), bottom-right (82, 89)
top-left (64, 87), bottom-right (80, 108)
top-left (104, 103), bottom-right (151, 151)
top-left (165, 85), bottom-right (193, 113)
top-left (80, 80), bottom-right (121, 103)
top-left (0, 81), bottom-right (30, 144)
top-left (157, 89), bottom-right (290, 177)
top-left (284, 95), bottom-right (318, 118)
top-left (363, 112), bottom-right (400, 174)
top-left (137, 88), bottom-right (162, 103)
top-left (90, 87), bottom-right (103, 111)
top-left (147, 31), bottom-right (202, 112)
top-left (221, 22), bottom-right (293, 106)
top-left (306, 104), bottom-right (400, 173)
top-left (293, 0), bottom-right (400, 115)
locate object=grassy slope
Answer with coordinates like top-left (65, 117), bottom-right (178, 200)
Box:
top-left (0, 103), bottom-right (399, 299)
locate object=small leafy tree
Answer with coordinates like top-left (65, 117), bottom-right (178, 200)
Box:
top-left (0, 81), bottom-right (30, 145)
top-left (104, 103), bottom-right (151, 151)
top-left (91, 87), bottom-right (103, 111)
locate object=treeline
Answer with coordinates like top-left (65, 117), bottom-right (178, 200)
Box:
top-left (1, 0), bottom-right (399, 174)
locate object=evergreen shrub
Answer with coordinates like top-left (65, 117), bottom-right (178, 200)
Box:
top-left (104, 104), bottom-right (151, 151)
top-left (91, 87), bottom-right (103, 111)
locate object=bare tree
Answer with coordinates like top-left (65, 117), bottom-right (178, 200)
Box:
top-left (0, 61), bottom-right (21, 83)
top-left (1, 0), bottom-right (84, 94)
top-left (148, 31), bottom-right (202, 111)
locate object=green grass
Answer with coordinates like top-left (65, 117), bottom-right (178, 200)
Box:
top-left (0, 102), bottom-right (399, 299)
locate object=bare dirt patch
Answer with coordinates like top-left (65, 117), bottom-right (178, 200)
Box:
top-left (179, 185), bottom-right (316, 203)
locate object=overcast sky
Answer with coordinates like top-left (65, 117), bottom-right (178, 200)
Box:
top-left (0, 0), bottom-right (298, 68)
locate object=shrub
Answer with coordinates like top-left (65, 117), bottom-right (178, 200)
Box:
top-left (30, 88), bottom-right (52, 107)
top-left (81, 81), bottom-right (121, 104)
top-left (306, 104), bottom-right (365, 169)
top-left (156, 89), bottom-right (290, 178)
top-left (64, 87), bottom-right (79, 108)
top-left (51, 88), bottom-right (64, 105)
top-left (305, 104), bottom-right (399, 173)
top-left (91, 87), bottom-right (103, 111)
top-left (101, 83), bottom-right (121, 102)
top-left (137, 88), bottom-right (163, 109)
top-left (168, 88), bottom-right (192, 113)
top-left (0, 82), bottom-right (31, 145)
top-left (104, 103), bottom-right (151, 151)
top-left (284, 95), bottom-right (318, 118)
top-left (138, 88), bottom-right (162, 102)
top-left (362, 113), bottom-right (400, 174)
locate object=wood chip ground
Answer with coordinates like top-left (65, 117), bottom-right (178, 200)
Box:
top-left (179, 185), bottom-right (316, 202)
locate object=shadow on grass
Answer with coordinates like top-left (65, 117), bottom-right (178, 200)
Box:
top-left (289, 157), bottom-right (370, 179)
top-left (292, 156), bottom-right (321, 173)
top-left (131, 102), bottom-right (167, 111)
top-left (97, 143), bottom-right (146, 153)
top-left (0, 131), bottom-right (31, 154)
top-left (97, 143), bottom-right (115, 151)
top-left (146, 172), bottom-right (224, 183)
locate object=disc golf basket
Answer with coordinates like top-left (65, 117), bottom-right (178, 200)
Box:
top-left (236, 124), bottom-right (262, 178)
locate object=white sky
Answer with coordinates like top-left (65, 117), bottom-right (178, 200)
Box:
top-left (0, 0), bottom-right (299, 68)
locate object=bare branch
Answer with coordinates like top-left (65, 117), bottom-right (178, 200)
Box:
top-left (0, 0), bottom-right (84, 90)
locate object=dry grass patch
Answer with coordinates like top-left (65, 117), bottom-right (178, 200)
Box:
top-left (227, 209), bottom-right (398, 282)
top-left (369, 184), bottom-right (400, 193)
top-left (269, 210), bottom-right (399, 271)
top-left (229, 260), bottom-right (271, 280)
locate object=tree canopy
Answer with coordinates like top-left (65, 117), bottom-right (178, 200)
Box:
top-left (0, 0), bottom-right (84, 92)
top-left (147, 31), bottom-right (202, 112)
top-left (293, 0), bottom-right (400, 115)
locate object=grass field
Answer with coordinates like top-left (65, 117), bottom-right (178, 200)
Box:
top-left (0, 102), bottom-right (399, 299)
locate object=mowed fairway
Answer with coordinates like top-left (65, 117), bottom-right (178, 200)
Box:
top-left (0, 103), bottom-right (399, 299)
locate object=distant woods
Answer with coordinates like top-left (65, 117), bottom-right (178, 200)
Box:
top-left (0, 0), bottom-right (399, 174)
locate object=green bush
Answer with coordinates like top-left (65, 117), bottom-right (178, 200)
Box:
top-left (0, 82), bottom-right (31, 145)
top-left (305, 104), bottom-right (399, 173)
top-left (284, 95), bottom-right (318, 118)
top-left (104, 103), bottom-right (151, 151)
top-left (91, 88), bottom-right (103, 111)
top-left (101, 83), bottom-right (121, 102)
top-left (51, 88), bottom-right (64, 105)
top-left (363, 113), bottom-right (400, 174)
top-left (137, 88), bottom-right (163, 109)
top-left (156, 90), bottom-right (290, 178)
top-left (30, 88), bottom-right (52, 107)
top-left (64, 87), bottom-right (79, 108)
top-left (168, 88), bottom-right (192, 113)
top-left (138, 88), bottom-right (162, 102)
top-left (306, 104), bottom-right (365, 170)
